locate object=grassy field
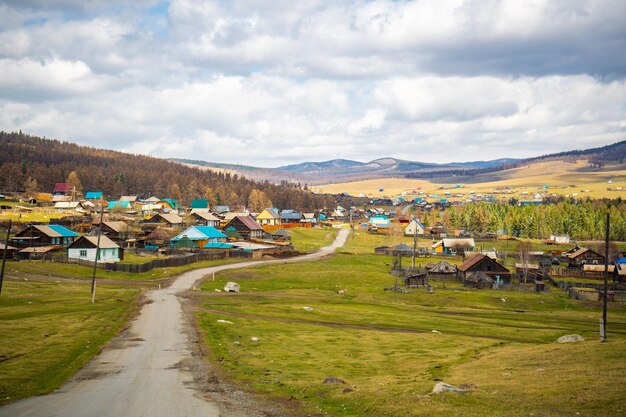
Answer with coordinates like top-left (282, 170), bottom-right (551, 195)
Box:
top-left (5, 257), bottom-right (241, 282)
top-left (289, 227), bottom-right (339, 253)
top-left (314, 160), bottom-right (626, 200)
top-left (0, 281), bottom-right (140, 405)
top-left (195, 232), bottom-right (626, 417)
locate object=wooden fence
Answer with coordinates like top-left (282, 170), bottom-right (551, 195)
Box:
top-left (52, 250), bottom-right (252, 274)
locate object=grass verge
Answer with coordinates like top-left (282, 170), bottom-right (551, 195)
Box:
top-left (0, 281), bottom-right (140, 405)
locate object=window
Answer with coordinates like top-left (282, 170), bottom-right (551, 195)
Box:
top-left (79, 250), bottom-right (87, 257)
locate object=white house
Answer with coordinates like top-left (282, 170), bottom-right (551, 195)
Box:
top-left (67, 235), bottom-right (123, 263)
top-left (404, 218), bottom-right (426, 236)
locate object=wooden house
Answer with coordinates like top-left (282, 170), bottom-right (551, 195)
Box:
top-left (170, 226), bottom-right (229, 249)
top-left (52, 182), bottom-right (72, 196)
top-left (223, 215), bottom-right (264, 240)
top-left (98, 221), bottom-right (132, 247)
top-left (256, 208), bottom-right (281, 226)
top-left (68, 235), bottom-right (123, 263)
top-left (566, 247), bottom-right (605, 268)
top-left (404, 218), bottom-right (425, 236)
top-left (144, 213), bottom-right (184, 228)
top-left (190, 199), bottom-right (210, 213)
top-left (428, 260), bottom-right (457, 280)
top-left (190, 212), bottom-right (221, 227)
top-left (11, 224), bottom-right (79, 248)
top-left (158, 199), bottom-right (180, 212)
top-left (280, 210), bottom-right (303, 224)
top-left (458, 253), bottom-right (511, 285)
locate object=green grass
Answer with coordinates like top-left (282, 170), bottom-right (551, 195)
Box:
top-left (289, 227), bottom-right (339, 253)
top-left (195, 233), bottom-right (626, 416)
top-left (0, 281), bottom-right (140, 405)
top-left (5, 257), bottom-right (241, 281)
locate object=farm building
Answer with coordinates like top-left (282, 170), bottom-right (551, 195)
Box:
top-left (566, 247), bottom-right (605, 268)
top-left (97, 221), bottom-right (132, 247)
top-left (280, 210), bottom-right (303, 224)
top-left (458, 253), bottom-right (511, 285)
top-left (68, 235), bottom-right (123, 263)
top-left (143, 227), bottom-right (176, 249)
top-left (432, 238), bottom-right (475, 256)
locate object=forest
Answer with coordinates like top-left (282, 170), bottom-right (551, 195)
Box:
top-left (0, 131), bottom-right (337, 211)
top-left (440, 199), bottom-right (626, 241)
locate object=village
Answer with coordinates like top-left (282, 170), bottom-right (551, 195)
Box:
top-left (1, 180), bottom-right (625, 304)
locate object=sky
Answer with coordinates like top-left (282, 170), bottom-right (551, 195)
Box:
top-left (1, 0), bottom-right (625, 167)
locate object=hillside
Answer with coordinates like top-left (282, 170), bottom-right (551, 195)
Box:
top-left (313, 159), bottom-right (626, 200)
top-left (0, 132), bottom-right (336, 210)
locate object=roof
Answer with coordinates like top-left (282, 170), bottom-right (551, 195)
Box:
top-left (191, 199), bottom-right (210, 209)
top-left (19, 246), bottom-right (59, 254)
top-left (107, 201), bottom-right (132, 210)
top-left (429, 261), bottom-right (457, 273)
top-left (192, 212), bottom-right (221, 221)
top-left (147, 213), bottom-right (183, 224)
top-left (53, 182), bottom-right (71, 193)
top-left (85, 191), bottom-right (102, 199)
top-left (102, 221), bottom-right (130, 233)
top-left (213, 205), bottom-right (230, 213)
top-left (71, 235), bottom-right (121, 249)
top-left (567, 247), bottom-right (604, 259)
top-left (145, 227), bottom-right (176, 240)
top-left (273, 229), bottom-right (291, 237)
top-left (144, 196), bottom-right (160, 203)
top-left (119, 196), bottom-right (138, 202)
top-left (54, 202), bottom-right (80, 209)
top-left (407, 218), bottom-right (425, 229)
top-left (465, 271), bottom-right (494, 284)
top-left (226, 215), bottom-right (263, 231)
top-left (171, 226), bottom-right (227, 241)
top-left (257, 208), bottom-right (280, 219)
top-left (203, 242), bottom-right (234, 249)
top-left (281, 211), bottom-right (303, 220)
top-left (160, 199), bottom-right (180, 209)
top-left (140, 203), bottom-right (163, 211)
top-left (223, 227), bottom-right (243, 239)
top-left (29, 224), bottom-right (80, 238)
top-left (458, 253), bottom-right (490, 272)
top-left (52, 195), bottom-right (71, 202)
top-left (442, 238), bottom-right (475, 248)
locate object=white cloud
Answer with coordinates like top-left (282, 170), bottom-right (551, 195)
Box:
top-left (0, 0), bottom-right (624, 166)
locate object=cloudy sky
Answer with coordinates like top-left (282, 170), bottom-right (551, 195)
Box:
top-left (1, 0), bottom-right (625, 167)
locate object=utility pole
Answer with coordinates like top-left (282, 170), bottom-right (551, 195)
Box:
top-left (412, 221), bottom-right (417, 270)
top-left (601, 212), bottom-right (610, 342)
top-left (0, 220), bottom-right (12, 295)
top-left (91, 207), bottom-right (104, 303)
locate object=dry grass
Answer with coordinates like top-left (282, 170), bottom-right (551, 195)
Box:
top-left (313, 160), bottom-right (626, 200)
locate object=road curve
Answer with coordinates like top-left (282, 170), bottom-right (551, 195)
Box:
top-left (0, 229), bottom-right (349, 417)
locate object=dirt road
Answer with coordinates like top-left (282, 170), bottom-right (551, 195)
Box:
top-left (0, 229), bottom-right (349, 417)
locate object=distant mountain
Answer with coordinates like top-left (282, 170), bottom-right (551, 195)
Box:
top-left (278, 159), bottom-right (364, 171)
top-left (174, 140), bottom-right (626, 185)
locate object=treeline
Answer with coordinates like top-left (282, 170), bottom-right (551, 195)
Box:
top-left (405, 140), bottom-right (626, 179)
top-left (0, 131), bottom-right (337, 211)
top-left (442, 200), bottom-right (626, 241)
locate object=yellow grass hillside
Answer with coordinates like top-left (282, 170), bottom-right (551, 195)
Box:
top-left (313, 159), bottom-right (626, 200)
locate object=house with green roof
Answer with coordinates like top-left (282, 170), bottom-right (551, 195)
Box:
top-left (170, 226), bottom-right (228, 249)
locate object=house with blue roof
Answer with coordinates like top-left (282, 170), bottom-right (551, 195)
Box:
top-left (107, 200), bottom-right (132, 210)
top-left (369, 215), bottom-right (390, 229)
top-left (170, 226), bottom-right (228, 249)
top-left (85, 191), bottom-right (103, 200)
top-left (11, 224), bottom-right (79, 248)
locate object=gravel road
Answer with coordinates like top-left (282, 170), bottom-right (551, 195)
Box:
top-left (0, 229), bottom-right (349, 417)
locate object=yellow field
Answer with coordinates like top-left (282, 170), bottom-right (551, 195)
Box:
top-left (314, 159), bottom-right (626, 200)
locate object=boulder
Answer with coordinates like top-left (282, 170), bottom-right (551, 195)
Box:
top-left (556, 334), bottom-right (585, 343)
top-left (224, 282), bottom-right (240, 293)
top-left (432, 382), bottom-right (467, 395)
top-left (323, 377), bottom-right (346, 384)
